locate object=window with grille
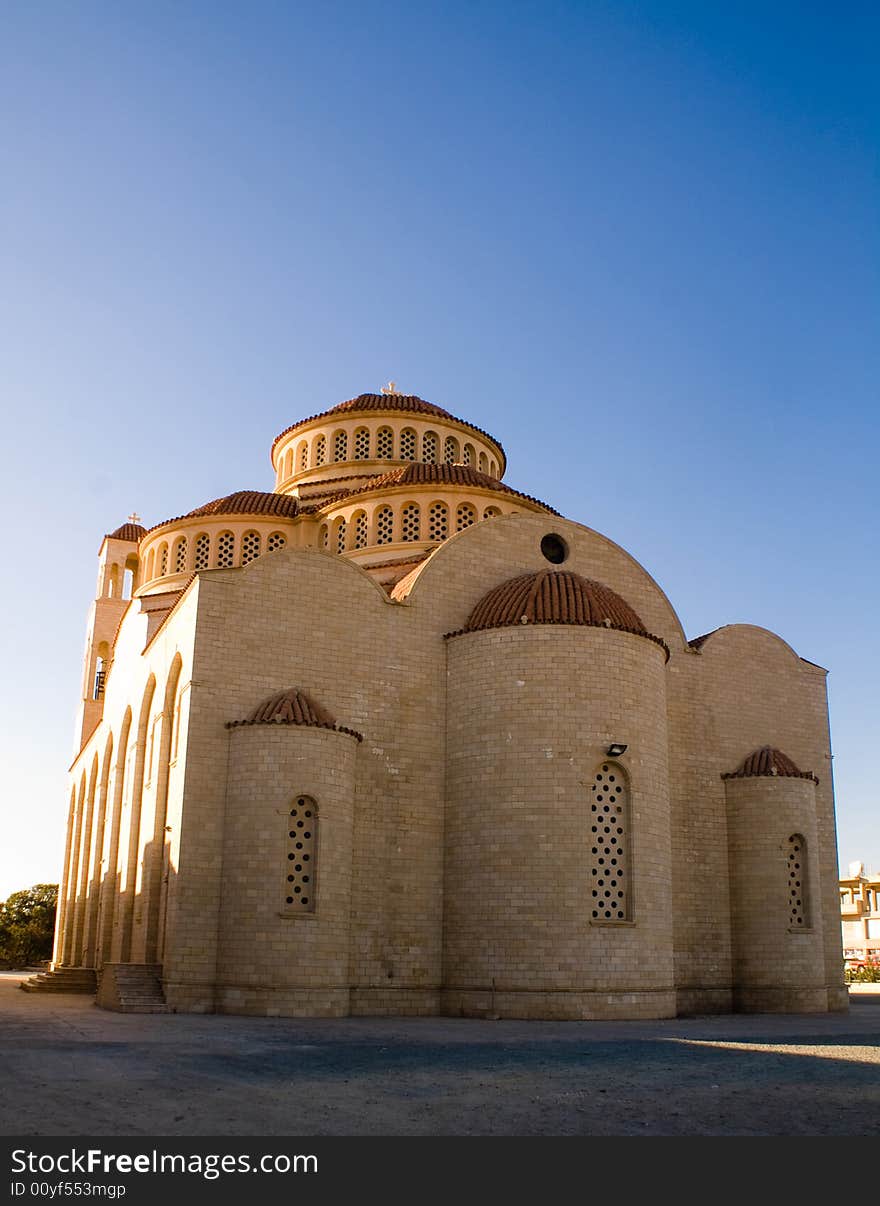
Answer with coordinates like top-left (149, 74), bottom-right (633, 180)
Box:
top-left (174, 538), bottom-right (187, 574)
top-left (354, 428), bottom-right (370, 460)
top-left (333, 430), bottom-right (347, 462)
top-left (788, 835), bottom-right (810, 928)
top-left (478, 451), bottom-right (488, 473)
top-left (241, 531), bottom-right (261, 564)
top-left (428, 502), bottom-right (448, 541)
top-left (298, 442), bottom-right (308, 472)
top-left (422, 431), bottom-right (438, 463)
top-left (456, 502), bottom-right (476, 532)
top-left (267, 532), bottom-right (286, 553)
top-left (377, 427), bottom-right (393, 458)
top-left (159, 544), bottom-right (168, 575)
top-left (284, 796), bottom-right (317, 914)
top-left (400, 428), bottom-right (416, 460)
top-left (194, 534), bottom-right (210, 569)
top-left (376, 506), bottom-right (394, 544)
top-left (320, 524), bottom-right (329, 549)
top-left (483, 506), bottom-right (501, 519)
top-left (401, 503), bottom-right (420, 541)
top-left (463, 443), bottom-right (474, 466)
top-left (353, 511), bottom-right (368, 548)
top-left (316, 435), bottom-right (326, 466)
top-left (444, 436), bottom-right (459, 464)
top-left (589, 763), bottom-right (630, 922)
top-left (216, 532), bottom-right (235, 568)
top-left (335, 518), bottom-right (347, 553)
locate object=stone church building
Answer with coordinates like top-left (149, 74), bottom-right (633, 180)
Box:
top-left (44, 387), bottom-right (846, 1017)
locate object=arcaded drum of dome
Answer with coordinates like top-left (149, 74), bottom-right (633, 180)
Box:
top-left (463, 570), bottom-right (654, 636)
top-left (722, 746), bottom-right (817, 782)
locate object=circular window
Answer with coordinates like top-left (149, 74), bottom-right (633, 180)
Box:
top-left (540, 533), bottom-right (568, 564)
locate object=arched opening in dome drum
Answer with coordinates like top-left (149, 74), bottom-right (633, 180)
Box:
top-left (540, 533), bottom-right (568, 564)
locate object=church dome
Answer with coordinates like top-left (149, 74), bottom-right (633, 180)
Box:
top-left (271, 391), bottom-right (504, 462)
top-left (722, 747), bottom-right (817, 782)
top-left (458, 570), bottom-right (667, 656)
top-left (105, 522), bottom-right (146, 542)
top-left (183, 491), bottom-right (299, 521)
top-left (227, 687), bottom-right (362, 739)
top-left (333, 462), bottom-right (558, 513)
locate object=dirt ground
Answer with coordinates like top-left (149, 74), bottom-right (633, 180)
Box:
top-left (2, 972), bottom-right (878, 1137)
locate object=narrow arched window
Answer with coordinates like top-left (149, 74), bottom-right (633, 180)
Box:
top-left (456, 502), bottom-right (476, 532)
top-left (241, 530), bottom-right (261, 564)
top-left (401, 503), bottom-right (420, 541)
top-left (315, 435), bottom-right (327, 466)
top-left (444, 435), bottom-right (459, 464)
top-left (422, 431), bottom-right (438, 463)
top-left (354, 427), bottom-right (370, 460)
top-left (298, 441), bottom-right (309, 472)
top-left (428, 501), bottom-right (448, 541)
top-left (194, 533), bottom-right (210, 569)
top-left (145, 549), bottom-right (156, 582)
top-left (376, 506), bottom-right (394, 545)
top-left (333, 430), bottom-right (347, 462)
top-left (173, 536), bottom-right (187, 574)
top-left (284, 449), bottom-right (294, 479)
top-left (483, 506), bottom-right (501, 520)
top-left (478, 451), bottom-right (488, 473)
top-left (353, 511), bottom-right (368, 549)
top-left (400, 428), bottom-right (416, 461)
top-left (589, 762), bottom-right (630, 922)
top-left (158, 544), bottom-right (168, 575)
top-left (334, 517), bottom-right (347, 553)
top-left (267, 532), bottom-right (286, 553)
top-left (216, 532), bottom-right (235, 568)
top-left (376, 427), bottom-right (393, 458)
top-left (319, 523), bottom-right (329, 549)
top-left (463, 443), bottom-right (475, 466)
top-left (284, 796), bottom-right (317, 914)
top-left (788, 834), bottom-right (810, 928)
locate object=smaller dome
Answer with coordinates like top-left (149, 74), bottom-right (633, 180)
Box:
top-left (106, 522), bottom-right (146, 542)
top-left (451, 570), bottom-right (668, 657)
top-left (467, 570), bottom-right (645, 631)
top-left (722, 747), bottom-right (817, 782)
top-left (148, 491), bottom-right (299, 533)
top-left (226, 688), bottom-right (362, 740)
top-left (335, 462), bottom-right (557, 513)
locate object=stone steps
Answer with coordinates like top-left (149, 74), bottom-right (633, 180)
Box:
top-left (96, 963), bottom-right (169, 1013)
top-left (20, 967), bottom-right (97, 994)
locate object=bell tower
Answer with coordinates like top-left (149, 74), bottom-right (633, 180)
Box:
top-left (74, 517), bottom-right (145, 750)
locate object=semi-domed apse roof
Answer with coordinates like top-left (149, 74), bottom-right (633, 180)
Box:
top-left (226, 687), bottom-right (362, 739)
top-left (722, 746), bottom-right (817, 783)
top-left (271, 392), bottom-right (504, 460)
top-left (314, 463), bottom-right (557, 514)
top-left (148, 491), bottom-right (299, 533)
top-left (105, 522), bottom-right (147, 542)
top-left (448, 569), bottom-right (668, 658)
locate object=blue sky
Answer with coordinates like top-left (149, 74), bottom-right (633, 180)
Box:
top-left (1, 1), bottom-right (877, 898)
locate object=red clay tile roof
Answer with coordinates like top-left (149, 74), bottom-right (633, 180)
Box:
top-left (311, 462), bottom-right (558, 514)
top-left (226, 687), bottom-right (362, 740)
top-left (448, 570), bottom-right (669, 658)
top-left (147, 491), bottom-right (299, 534)
top-left (271, 393), bottom-right (505, 462)
top-left (688, 629), bottom-right (719, 650)
top-left (105, 522), bottom-right (146, 542)
top-left (722, 747), bottom-right (817, 782)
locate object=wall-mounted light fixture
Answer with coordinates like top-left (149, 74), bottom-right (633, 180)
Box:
top-left (607, 743), bottom-right (628, 757)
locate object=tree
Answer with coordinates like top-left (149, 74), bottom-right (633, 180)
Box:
top-left (0, 884), bottom-right (58, 967)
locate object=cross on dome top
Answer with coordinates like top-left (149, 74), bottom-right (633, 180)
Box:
top-left (381, 381), bottom-right (400, 395)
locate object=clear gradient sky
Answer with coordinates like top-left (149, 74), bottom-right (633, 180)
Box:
top-left (1, 1), bottom-right (877, 899)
